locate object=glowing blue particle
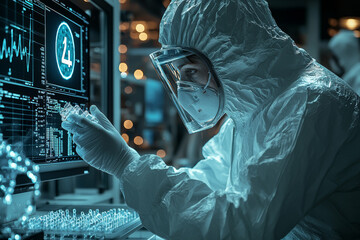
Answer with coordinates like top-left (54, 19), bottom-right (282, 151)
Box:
top-left (27, 172), bottom-right (37, 182)
top-left (14, 234), bottom-right (20, 240)
top-left (17, 156), bottom-right (22, 162)
top-left (33, 165), bottom-right (39, 172)
top-left (9, 151), bottom-right (16, 158)
top-left (26, 205), bottom-right (34, 214)
top-left (10, 180), bottom-right (15, 187)
top-left (25, 159), bottom-right (31, 166)
top-left (6, 145), bottom-right (11, 152)
top-left (9, 162), bottom-right (17, 169)
top-left (4, 194), bottom-right (12, 204)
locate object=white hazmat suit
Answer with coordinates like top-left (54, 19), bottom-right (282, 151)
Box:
top-left (62, 0), bottom-right (360, 239)
top-left (328, 30), bottom-right (360, 96)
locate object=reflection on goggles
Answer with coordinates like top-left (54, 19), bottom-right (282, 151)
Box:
top-left (177, 73), bottom-right (212, 92)
top-left (177, 72), bottom-right (212, 90)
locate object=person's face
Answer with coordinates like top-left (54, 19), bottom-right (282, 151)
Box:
top-left (174, 55), bottom-right (218, 89)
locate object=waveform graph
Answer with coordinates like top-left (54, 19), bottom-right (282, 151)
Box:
top-left (0, 0), bottom-right (33, 84)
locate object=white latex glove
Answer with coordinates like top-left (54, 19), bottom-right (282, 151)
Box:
top-left (61, 105), bottom-right (139, 177)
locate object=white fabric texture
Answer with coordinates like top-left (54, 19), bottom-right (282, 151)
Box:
top-left (118, 0), bottom-right (360, 239)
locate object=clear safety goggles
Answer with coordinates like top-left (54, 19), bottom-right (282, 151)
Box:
top-left (149, 47), bottom-right (224, 134)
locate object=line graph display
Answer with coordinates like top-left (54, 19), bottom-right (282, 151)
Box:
top-left (1, 25), bottom-right (32, 73)
top-left (0, 0), bottom-right (90, 166)
top-left (0, 0), bottom-right (33, 84)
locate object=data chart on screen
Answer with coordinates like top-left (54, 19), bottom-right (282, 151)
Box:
top-left (0, 0), bottom-right (89, 164)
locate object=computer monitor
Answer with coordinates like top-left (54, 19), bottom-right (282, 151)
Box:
top-left (0, 0), bottom-right (90, 183)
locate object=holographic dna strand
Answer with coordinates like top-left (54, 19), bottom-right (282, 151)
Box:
top-left (0, 21), bottom-right (32, 73)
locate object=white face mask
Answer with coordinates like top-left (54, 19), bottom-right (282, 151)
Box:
top-left (177, 82), bottom-right (220, 123)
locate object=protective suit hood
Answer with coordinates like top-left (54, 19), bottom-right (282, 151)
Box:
top-left (159, 0), bottom-right (313, 126)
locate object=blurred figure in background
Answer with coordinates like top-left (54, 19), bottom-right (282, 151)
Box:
top-left (329, 30), bottom-right (360, 95)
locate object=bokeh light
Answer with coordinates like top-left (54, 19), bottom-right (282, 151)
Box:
top-left (118, 44), bottom-right (128, 54)
top-left (156, 149), bottom-right (166, 158)
top-left (328, 18), bottom-right (338, 27)
top-left (121, 72), bottom-right (128, 78)
top-left (340, 18), bottom-right (360, 30)
top-left (134, 69), bottom-right (144, 79)
top-left (119, 63), bottom-right (128, 72)
top-left (328, 28), bottom-right (338, 37)
top-left (345, 18), bottom-right (360, 30)
top-left (134, 136), bottom-right (144, 146)
top-left (139, 32), bottom-right (148, 41)
top-left (123, 120), bottom-right (133, 129)
top-left (136, 24), bottom-right (145, 33)
top-left (121, 133), bottom-right (129, 143)
top-left (354, 30), bottom-right (360, 38)
top-left (124, 86), bottom-right (133, 94)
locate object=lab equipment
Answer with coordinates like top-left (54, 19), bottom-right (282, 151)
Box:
top-left (60, 103), bottom-right (99, 124)
top-left (22, 208), bottom-right (140, 239)
top-left (0, 0), bottom-right (91, 183)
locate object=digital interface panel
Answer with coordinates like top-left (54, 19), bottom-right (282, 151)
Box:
top-left (0, 0), bottom-right (89, 164)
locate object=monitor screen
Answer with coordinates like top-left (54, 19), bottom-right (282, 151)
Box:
top-left (0, 0), bottom-right (90, 181)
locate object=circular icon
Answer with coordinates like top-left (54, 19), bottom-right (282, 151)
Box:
top-left (55, 22), bottom-right (75, 80)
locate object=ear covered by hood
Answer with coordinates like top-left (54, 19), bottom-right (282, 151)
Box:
top-left (159, 0), bottom-right (314, 126)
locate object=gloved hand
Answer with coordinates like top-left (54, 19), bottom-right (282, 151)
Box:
top-left (61, 105), bottom-right (139, 177)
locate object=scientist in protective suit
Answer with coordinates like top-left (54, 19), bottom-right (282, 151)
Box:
top-left (328, 30), bottom-right (360, 95)
top-left (62, 0), bottom-right (360, 239)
